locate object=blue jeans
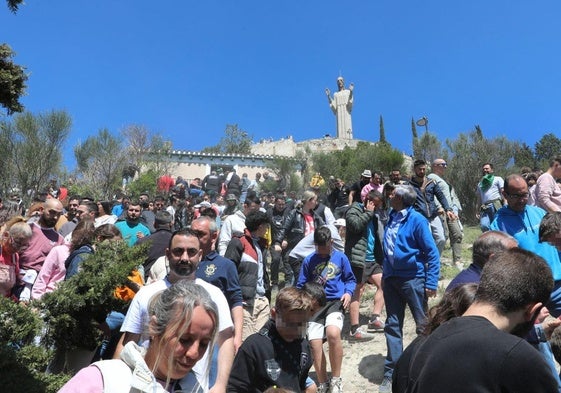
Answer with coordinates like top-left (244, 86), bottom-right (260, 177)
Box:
top-left (383, 276), bottom-right (428, 378)
top-left (479, 205), bottom-right (497, 232)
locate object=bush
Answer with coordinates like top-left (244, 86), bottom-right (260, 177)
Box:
top-left (38, 240), bottom-right (148, 352)
top-left (0, 296), bottom-right (69, 392)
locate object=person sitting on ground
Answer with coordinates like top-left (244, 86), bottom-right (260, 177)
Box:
top-left (59, 280), bottom-right (219, 393)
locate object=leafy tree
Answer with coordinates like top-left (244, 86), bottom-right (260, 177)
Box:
top-left (0, 111), bottom-right (71, 201)
top-left (535, 133), bottom-right (561, 168)
top-left (0, 44), bottom-right (27, 115)
top-left (313, 142), bottom-right (404, 184)
top-left (202, 124), bottom-right (253, 154)
top-left (513, 142), bottom-right (536, 170)
top-left (126, 168), bottom-right (159, 198)
top-left (414, 131), bottom-right (443, 164)
top-left (446, 129), bottom-right (517, 224)
top-left (122, 124), bottom-right (173, 177)
top-left (73, 128), bottom-right (126, 199)
top-left (379, 115), bottom-right (387, 144)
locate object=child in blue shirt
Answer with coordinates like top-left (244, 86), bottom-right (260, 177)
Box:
top-left (296, 226), bottom-right (356, 393)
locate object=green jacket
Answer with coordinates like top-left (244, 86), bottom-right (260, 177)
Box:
top-left (344, 202), bottom-right (384, 268)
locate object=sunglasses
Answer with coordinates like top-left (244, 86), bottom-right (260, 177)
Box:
top-left (507, 192), bottom-right (529, 200)
top-left (435, 163), bottom-right (447, 167)
top-left (170, 247), bottom-right (199, 258)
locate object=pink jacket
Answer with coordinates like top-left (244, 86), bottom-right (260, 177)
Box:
top-left (535, 172), bottom-right (561, 213)
top-left (31, 243), bottom-right (70, 300)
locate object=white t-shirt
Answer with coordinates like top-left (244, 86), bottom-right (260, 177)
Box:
top-left (120, 276), bottom-right (233, 390)
top-left (478, 176), bottom-right (504, 204)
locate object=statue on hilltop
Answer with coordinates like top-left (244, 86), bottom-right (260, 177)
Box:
top-left (325, 76), bottom-right (354, 139)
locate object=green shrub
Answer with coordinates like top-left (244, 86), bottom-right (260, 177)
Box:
top-left (38, 240), bottom-right (147, 352)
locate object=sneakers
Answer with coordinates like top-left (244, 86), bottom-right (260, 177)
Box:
top-left (378, 376), bottom-right (392, 393)
top-left (367, 316), bottom-right (385, 332)
top-left (348, 327), bottom-right (375, 341)
top-left (317, 382), bottom-right (330, 393)
top-left (329, 377), bottom-right (343, 393)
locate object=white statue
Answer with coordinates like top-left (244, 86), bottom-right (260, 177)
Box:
top-left (325, 76), bottom-right (354, 139)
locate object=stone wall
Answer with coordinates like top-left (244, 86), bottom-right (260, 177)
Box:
top-left (251, 136), bottom-right (365, 157)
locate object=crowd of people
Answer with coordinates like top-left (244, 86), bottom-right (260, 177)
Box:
top-left (2, 156), bottom-right (561, 392)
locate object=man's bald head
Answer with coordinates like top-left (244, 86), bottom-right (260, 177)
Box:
top-left (39, 198), bottom-right (63, 228)
top-left (472, 230), bottom-right (518, 268)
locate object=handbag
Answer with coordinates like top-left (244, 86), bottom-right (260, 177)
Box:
top-left (0, 262), bottom-right (16, 296)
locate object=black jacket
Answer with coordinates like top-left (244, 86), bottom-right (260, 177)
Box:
top-left (274, 208), bottom-right (325, 249)
top-left (227, 319), bottom-right (313, 393)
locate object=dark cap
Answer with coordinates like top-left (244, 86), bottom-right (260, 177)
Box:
top-left (226, 194), bottom-right (237, 201)
top-left (155, 210), bottom-right (173, 226)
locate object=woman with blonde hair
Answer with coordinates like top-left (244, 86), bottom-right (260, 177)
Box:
top-left (0, 216), bottom-right (32, 298)
top-left (59, 280), bottom-right (219, 392)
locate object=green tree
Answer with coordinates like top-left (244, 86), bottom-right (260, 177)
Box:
top-left (127, 168), bottom-right (159, 198)
top-left (121, 124), bottom-right (173, 177)
top-left (411, 117), bottom-right (419, 157)
top-left (446, 130), bottom-right (517, 224)
top-left (264, 156), bottom-right (300, 193)
top-left (313, 142), bottom-right (404, 184)
top-left (379, 115), bottom-right (387, 144)
top-left (535, 133), bottom-right (561, 168)
top-left (0, 44), bottom-right (28, 115)
top-left (73, 128), bottom-right (127, 199)
top-left (513, 142), bottom-right (536, 170)
top-left (0, 111), bottom-right (71, 201)
top-left (415, 131), bottom-right (443, 164)
top-left (202, 124), bottom-right (253, 154)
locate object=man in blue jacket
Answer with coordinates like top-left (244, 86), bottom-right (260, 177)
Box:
top-left (379, 184), bottom-right (440, 393)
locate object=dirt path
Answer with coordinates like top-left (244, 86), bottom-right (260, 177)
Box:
top-left (312, 280), bottom-right (450, 392)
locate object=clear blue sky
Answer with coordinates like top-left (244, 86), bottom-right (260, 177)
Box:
top-left (3, 1), bottom-right (561, 169)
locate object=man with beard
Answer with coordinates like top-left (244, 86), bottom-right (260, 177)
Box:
top-left (18, 198), bottom-right (65, 302)
top-left (395, 248), bottom-right (557, 393)
top-left (55, 195), bottom-right (80, 231)
top-left (115, 229), bottom-right (235, 393)
top-left (115, 200), bottom-right (151, 247)
top-left (407, 159), bottom-right (456, 255)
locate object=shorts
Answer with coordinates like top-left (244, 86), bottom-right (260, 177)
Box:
top-left (351, 262), bottom-right (383, 284)
top-left (307, 300), bottom-right (344, 340)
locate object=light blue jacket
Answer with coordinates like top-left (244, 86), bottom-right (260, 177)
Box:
top-left (490, 205), bottom-right (561, 281)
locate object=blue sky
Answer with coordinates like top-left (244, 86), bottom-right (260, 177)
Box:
top-left (3, 1), bottom-right (561, 169)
